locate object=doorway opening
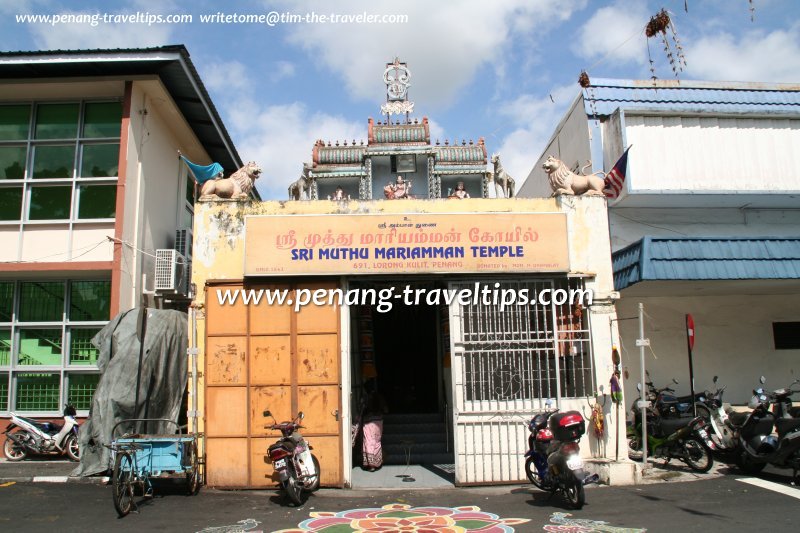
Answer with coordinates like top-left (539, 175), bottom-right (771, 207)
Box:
top-left (349, 280), bottom-right (454, 483)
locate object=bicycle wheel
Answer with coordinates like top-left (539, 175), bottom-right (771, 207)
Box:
top-left (113, 452), bottom-right (135, 517)
top-left (186, 442), bottom-right (201, 496)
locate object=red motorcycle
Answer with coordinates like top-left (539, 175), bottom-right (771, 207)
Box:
top-left (263, 410), bottom-right (320, 506)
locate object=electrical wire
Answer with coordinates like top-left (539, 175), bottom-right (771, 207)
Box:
top-left (611, 210), bottom-right (689, 236)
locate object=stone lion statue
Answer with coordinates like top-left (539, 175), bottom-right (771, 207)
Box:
top-left (200, 161), bottom-right (261, 200)
top-left (542, 156), bottom-right (605, 197)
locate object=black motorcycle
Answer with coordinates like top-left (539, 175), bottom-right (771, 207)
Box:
top-left (524, 403), bottom-right (599, 510)
top-left (736, 377), bottom-right (800, 479)
top-left (633, 375), bottom-right (711, 422)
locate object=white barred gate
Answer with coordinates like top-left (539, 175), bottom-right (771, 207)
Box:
top-left (448, 279), bottom-right (595, 484)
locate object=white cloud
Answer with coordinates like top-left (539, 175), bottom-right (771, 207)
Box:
top-left (686, 28), bottom-right (800, 82)
top-left (25, 0), bottom-right (177, 50)
top-left (572, 0), bottom-right (649, 67)
top-left (224, 98), bottom-right (364, 200)
top-left (201, 61), bottom-right (252, 93)
top-left (271, 0), bottom-right (586, 108)
top-left (272, 61), bottom-right (296, 82)
top-left (493, 83), bottom-right (580, 190)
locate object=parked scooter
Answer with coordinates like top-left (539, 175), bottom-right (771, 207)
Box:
top-left (703, 376), bottom-right (739, 452)
top-left (628, 404), bottom-right (715, 472)
top-left (736, 377), bottom-right (800, 478)
top-left (3, 404), bottom-right (80, 461)
top-left (263, 410), bottom-right (320, 506)
top-left (524, 400), bottom-right (599, 510)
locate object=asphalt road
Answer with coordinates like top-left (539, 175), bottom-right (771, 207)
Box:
top-left (0, 469), bottom-right (798, 532)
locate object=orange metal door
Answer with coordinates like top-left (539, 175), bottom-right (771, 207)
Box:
top-left (204, 281), bottom-right (342, 488)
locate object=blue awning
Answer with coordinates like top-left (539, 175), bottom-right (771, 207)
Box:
top-left (612, 237), bottom-right (800, 291)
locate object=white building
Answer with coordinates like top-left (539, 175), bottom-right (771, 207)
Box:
top-left (0, 46), bottom-right (246, 436)
top-left (519, 78), bottom-right (800, 404)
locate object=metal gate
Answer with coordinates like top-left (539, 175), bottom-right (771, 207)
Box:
top-left (448, 279), bottom-right (594, 484)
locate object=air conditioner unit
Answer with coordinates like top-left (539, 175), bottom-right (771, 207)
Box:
top-left (155, 249), bottom-right (187, 294)
top-left (175, 228), bottom-right (193, 260)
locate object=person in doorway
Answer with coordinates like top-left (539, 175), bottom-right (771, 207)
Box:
top-left (360, 378), bottom-right (388, 471)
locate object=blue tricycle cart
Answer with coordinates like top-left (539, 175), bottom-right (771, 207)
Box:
top-left (108, 418), bottom-right (201, 517)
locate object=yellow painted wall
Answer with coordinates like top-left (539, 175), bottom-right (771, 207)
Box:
top-left (191, 196), bottom-right (619, 447)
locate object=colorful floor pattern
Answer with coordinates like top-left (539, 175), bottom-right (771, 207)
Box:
top-left (273, 503), bottom-right (530, 532)
top-left (197, 508), bottom-right (647, 533)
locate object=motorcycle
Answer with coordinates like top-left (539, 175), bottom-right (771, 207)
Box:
top-left (628, 403), bottom-right (715, 472)
top-left (524, 400), bottom-right (599, 510)
top-left (736, 377), bottom-right (800, 478)
top-left (703, 376), bottom-right (741, 452)
top-left (3, 404), bottom-right (80, 461)
top-left (263, 410), bottom-right (320, 506)
top-left (632, 373), bottom-right (711, 421)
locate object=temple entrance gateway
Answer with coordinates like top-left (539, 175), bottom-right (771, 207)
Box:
top-left (349, 281), bottom-right (451, 474)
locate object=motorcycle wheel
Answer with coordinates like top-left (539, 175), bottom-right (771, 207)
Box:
top-left (525, 457), bottom-right (546, 490)
top-left (737, 452), bottom-right (766, 475)
top-left (3, 435), bottom-right (27, 461)
top-left (683, 438), bottom-right (713, 473)
top-left (283, 466), bottom-right (308, 507)
top-left (112, 452), bottom-right (135, 517)
top-left (627, 433), bottom-right (644, 460)
top-left (305, 454), bottom-right (321, 492)
top-left (564, 479), bottom-right (585, 510)
top-left (64, 434), bottom-right (80, 462)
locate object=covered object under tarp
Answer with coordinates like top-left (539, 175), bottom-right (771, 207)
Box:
top-left (73, 308), bottom-right (188, 477)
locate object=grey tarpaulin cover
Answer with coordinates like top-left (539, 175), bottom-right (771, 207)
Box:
top-left (72, 308), bottom-right (188, 477)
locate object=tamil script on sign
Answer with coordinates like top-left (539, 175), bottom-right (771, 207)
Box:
top-left (244, 212), bottom-right (569, 276)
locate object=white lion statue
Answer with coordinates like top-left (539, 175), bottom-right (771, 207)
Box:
top-left (542, 156), bottom-right (605, 197)
top-left (200, 161), bottom-right (261, 200)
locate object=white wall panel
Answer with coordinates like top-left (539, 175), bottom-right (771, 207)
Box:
top-left (625, 114), bottom-right (800, 192)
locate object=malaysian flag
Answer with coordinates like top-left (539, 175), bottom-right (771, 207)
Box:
top-left (604, 146), bottom-right (631, 200)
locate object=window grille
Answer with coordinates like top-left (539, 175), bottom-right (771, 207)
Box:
top-left (67, 373), bottom-right (99, 410)
top-left (457, 279), bottom-right (594, 404)
top-left (15, 373), bottom-right (60, 412)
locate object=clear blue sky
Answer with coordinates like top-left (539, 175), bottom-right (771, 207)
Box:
top-left (4, 0), bottom-right (798, 199)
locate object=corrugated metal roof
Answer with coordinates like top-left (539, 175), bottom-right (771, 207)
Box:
top-left (585, 78), bottom-right (800, 116)
top-left (612, 237), bottom-right (800, 290)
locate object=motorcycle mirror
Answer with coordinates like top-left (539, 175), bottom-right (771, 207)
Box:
top-left (713, 376), bottom-right (718, 384)
top-left (760, 376), bottom-right (766, 384)
top-left (545, 398), bottom-right (554, 408)
top-left (263, 410), bottom-right (271, 417)
top-left (672, 378), bottom-right (679, 385)
top-left (299, 411), bottom-right (305, 419)
top-left (637, 383), bottom-right (642, 392)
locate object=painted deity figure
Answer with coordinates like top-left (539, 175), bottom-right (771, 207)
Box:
top-left (451, 181), bottom-right (470, 199)
top-left (384, 175), bottom-right (411, 199)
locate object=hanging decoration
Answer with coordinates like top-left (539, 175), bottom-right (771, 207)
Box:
top-left (577, 70), bottom-right (600, 122)
top-left (644, 8), bottom-right (687, 83)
